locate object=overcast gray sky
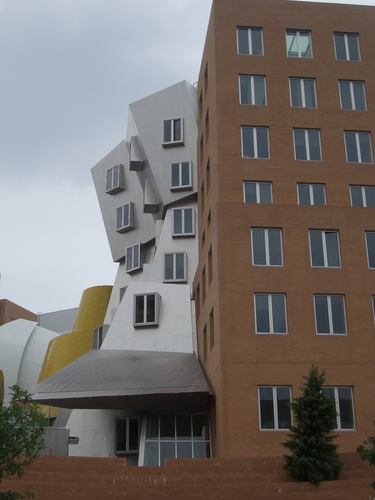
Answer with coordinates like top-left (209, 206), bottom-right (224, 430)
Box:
top-left (1, 0), bottom-right (374, 314)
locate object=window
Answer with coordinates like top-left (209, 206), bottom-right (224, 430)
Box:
top-left (365, 232), bottom-right (375, 268)
top-left (93, 326), bottom-right (104, 349)
top-left (322, 387), bottom-right (355, 430)
top-left (314, 295), bottom-right (347, 335)
top-left (244, 181), bottom-right (272, 203)
top-left (339, 81), bottom-right (366, 110)
top-left (259, 387), bottom-right (292, 430)
top-left (237, 27), bottom-right (263, 55)
top-left (239, 75), bottom-right (266, 105)
top-left (173, 208), bottom-right (195, 236)
top-left (334, 33), bottom-right (360, 61)
top-left (293, 129), bottom-right (321, 161)
top-left (309, 230), bottom-right (341, 267)
top-left (344, 131), bottom-right (373, 163)
top-left (297, 184), bottom-right (326, 205)
top-left (209, 308), bottom-right (214, 350)
top-left (143, 414), bottom-right (211, 466)
top-left (163, 118), bottom-right (183, 146)
top-left (242, 126), bottom-right (269, 159)
top-left (350, 186), bottom-right (375, 207)
top-left (255, 294), bottom-right (287, 334)
top-left (116, 202), bottom-right (135, 233)
top-left (286, 30), bottom-right (312, 58)
top-left (126, 243), bottom-right (141, 273)
top-left (164, 253), bottom-right (186, 282)
top-left (289, 78), bottom-right (316, 108)
top-left (116, 418), bottom-right (139, 454)
top-left (106, 164), bottom-right (124, 194)
top-left (134, 293), bottom-right (160, 327)
top-left (170, 161), bottom-right (192, 190)
top-left (251, 228), bottom-right (283, 266)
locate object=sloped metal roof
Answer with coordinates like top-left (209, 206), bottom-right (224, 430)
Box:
top-left (33, 350), bottom-right (212, 411)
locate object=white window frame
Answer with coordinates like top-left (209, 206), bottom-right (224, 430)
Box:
top-left (339, 81), bottom-right (366, 111)
top-left (289, 78), bottom-right (317, 108)
top-left (350, 185), bottom-right (375, 207)
top-left (116, 202), bottom-right (135, 233)
top-left (254, 293), bottom-right (287, 334)
top-left (106, 164), bottom-right (124, 194)
top-left (365, 232), bottom-right (375, 269)
top-left (286, 30), bottom-right (312, 58)
top-left (309, 230), bottom-right (341, 268)
top-left (322, 387), bottom-right (355, 430)
top-left (170, 161), bottom-right (192, 191)
top-left (115, 417), bottom-right (140, 454)
top-left (344, 131), bottom-right (373, 163)
top-left (173, 208), bottom-right (195, 237)
top-left (251, 228), bottom-right (283, 266)
top-left (297, 183), bottom-right (326, 206)
top-left (163, 118), bottom-right (183, 146)
top-left (164, 253), bottom-right (187, 282)
top-left (258, 386), bottom-right (292, 430)
top-left (237, 27), bottom-right (264, 55)
top-left (243, 181), bottom-right (272, 204)
top-left (314, 294), bottom-right (347, 335)
top-left (239, 75), bottom-right (267, 105)
top-left (133, 293), bottom-right (161, 327)
top-left (126, 243), bottom-right (142, 273)
top-left (241, 126), bottom-right (270, 159)
top-left (334, 33), bottom-right (360, 61)
top-left (293, 129), bottom-right (322, 161)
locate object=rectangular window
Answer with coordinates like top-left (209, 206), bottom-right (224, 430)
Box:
top-left (126, 243), bottom-right (141, 273)
top-left (339, 81), bottom-right (366, 111)
top-left (365, 232), bottom-right (375, 268)
top-left (334, 33), bottom-right (360, 61)
top-left (289, 78), bottom-right (317, 108)
top-left (116, 418), bottom-right (139, 454)
top-left (322, 387), bottom-right (355, 430)
top-left (293, 129), bottom-right (321, 161)
top-left (116, 202), bottom-right (135, 233)
top-left (297, 184), bottom-right (326, 206)
top-left (242, 126), bottom-right (269, 159)
top-left (244, 181), bottom-right (272, 203)
top-left (106, 164), bottom-right (124, 194)
top-left (314, 295), bottom-right (347, 335)
top-left (164, 253), bottom-right (186, 282)
top-left (237, 27), bottom-right (263, 55)
top-left (344, 131), bottom-right (373, 163)
top-left (173, 208), bottom-right (195, 236)
top-left (170, 161), bottom-right (192, 190)
top-left (163, 118), bottom-right (183, 146)
top-left (93, 326), bottom-right (104, 349)
top-left (286, 30), bottom-right (312, 58)
top-left (309, 230), bottom-right (341, 267)
top-left (251, 228), bottom-right (283, 266)
top-left (350, 186), bottom-right (375, 207)
top-left (134, 293), bottom-right (160, 327)
top-left (259, 387), bottom-right (292, 430)
top-left (239, 75), bottom-right (266, 105)
top-left (255, 294), bottom-right (287, 334)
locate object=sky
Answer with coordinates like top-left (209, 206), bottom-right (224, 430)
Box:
top-left (1, 0), bottom-right (374, 314)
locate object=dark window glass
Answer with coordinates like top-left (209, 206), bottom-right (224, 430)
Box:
top-left (272, 295), bottom-right (286, 333)
top-left (259, 387), bottom-right (275, 429)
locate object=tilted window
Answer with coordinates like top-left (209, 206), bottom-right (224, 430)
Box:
top-left (133, 293), bottom-right (161, 327)
top-left (116, 202), bottom-right (135, 233)
top-left (286, 30), bottom-right (312, 58)
top-left (237, 27), bottom-right (263, 55)
top-left (126, 243), bottom-right (142, 273)
top-left (163, 118), bottom-right (183, 146)
top-left (173, 208), bottom-right (195, 236)
top-left (334, 33), bottom-right (360, 61)
top-left (106, 164), bottom-right (124, 194)
top-left (244, 181), bottom-right (272, 203)
top-left (314, 295), bottom-right (347, 335)
top-left (259, 387), bottom-right (292, 430)
top-left (297, 184), bottom-right (326, 206)
top-left (170, 161), bottom-right (192, 190)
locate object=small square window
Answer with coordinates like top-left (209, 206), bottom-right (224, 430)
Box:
top-left (116, 418), bottom-right (139, 454)
top-left (239, 75), bottom-right (266, 105)
top-left (309, 230), bottom-right (341, 267)
top-left (163, 119), bottom-right (183, 146)
top-left (365, 232), bottom-right (375, 268)
top-left (289, 78), bottom-right (317, 108)
top-left (339, 81), bottom-right (366, 111)
top-left (164, 253), bottom-right (187, 282)
top-left (242, 126), bottom-right (270, 159)
top-left (126, 243), bottom-right (142, 273)
top-left (314, 294), bottom-right (347, 335)
top-left (297, 184), bottom-right (326, 205)
top-left (259, 386), bottom-right (292, 430)
top-left (244, 181), bottom-right (272, 203)
top-left (322, 387), bottom-right (355, 429)
top-left (106, 164), bottom-right (124, 194)
top-left (255, 293), bottom-right (287, 334)
top-left (344, 131), bottom-right (373, 163)
top-left (173, 208), bottom-right (195, 237)
top-left (350, 186), bottom-right (375, 207)
top-left (134, 293), bottom-right (160, 327)
top-left (171, 161), bottom-right (192, 190)
top-left (251, 228), bottom-right (283, 266)
top-left (237, 27), bottom-right (263, 55)
top-left (116, 202), bottom-right (135, 233)
top-left (293, 129), bottom-right (322, 161)
top-left (286, 30), bottom-right (312, 58)
top-left (334, 33), bottom-right (360, 61)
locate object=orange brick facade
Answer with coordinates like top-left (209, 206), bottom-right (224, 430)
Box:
top-left (193, 0), bottom-right (375, 459)
top-left (0, 299), bottom-right (36, 325)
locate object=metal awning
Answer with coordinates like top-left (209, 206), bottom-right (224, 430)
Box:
top-left (33, 350), bottom-right (212, 411)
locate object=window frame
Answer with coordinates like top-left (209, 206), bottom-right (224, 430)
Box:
top-left (286, 30), bottom-right (312, 58)
top-left (244, 181), bottom-right (272, 204)
top-left (164, 252), bottom-right (187, 282)
top-left (289, 78), bottom-right (317, 108)
top-left (339, 80), bottom-right (366, 111)
top-left (116, 202), bottom-right (135, 233)
top-left (322, 387), bottom-right (355, 430)
top-left (350, 185), bottom-right (375, 207)
top-left (334, 32), bottom-right (360, 61)
top-left (309, 230), bottom-right (341, 268)
top-left (314, 294), bottom-right (347, 335)
top-left (254, 293), bottom-right (288, 334)
top-left (365, 231), bottom-right (375, 269)
top-left (172, 208), bottom-right (195, 237)
top-left (258, 386), bottom-right (292, 430)
top-left (344, 131), bottom-right (373, 163)
top-left (297, 183), bottom-right (326, 206)
top-left (239, 75), bottom-right (267, 105)
top-left (170, 161), bottom-right (193, 191)
top-left (237, 27), bottom-right (264, 56)
top-left (241, 126), bottom-right (270, 159)
top-left (293, 129), bottom-right (322, 161)
top-left (126, 243), bottom-right (142, 273)
top-left (133, 293), bottom-right (161, 328)
top-left (163, 118), bottom-right (183, 147)
top-left (115, 417), bottom-right (140, 455)
top-left (106, 164), bottom-right (124, 194)
top-left (251, 228), bottom-right (283, 266)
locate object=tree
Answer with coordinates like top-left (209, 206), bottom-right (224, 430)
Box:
top-left (357, 421), bottom-right (375, 490)
top-left (0, 386), bottom-right (46, 500)
top-left (282, 364), bottom-right (343, 486)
